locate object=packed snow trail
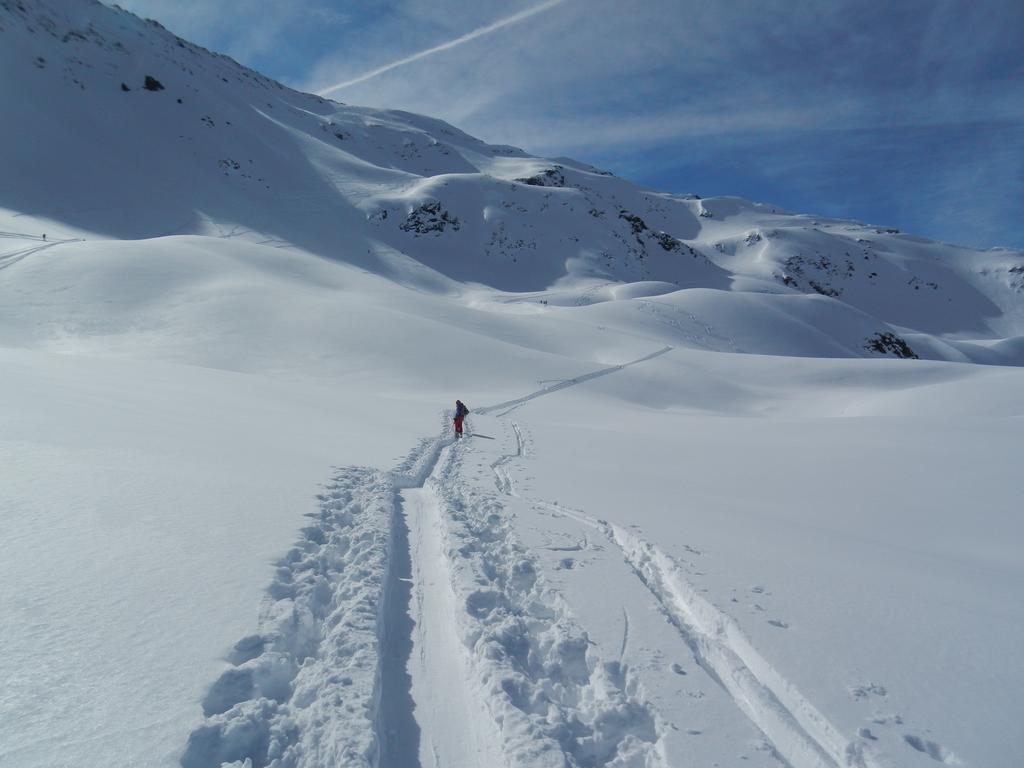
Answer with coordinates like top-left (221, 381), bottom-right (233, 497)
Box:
top-left (376, 482), bottom-right (420, 767)
top-left (403, 480), bottom-right (508, 767)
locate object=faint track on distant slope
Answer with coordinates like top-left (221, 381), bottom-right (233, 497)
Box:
top-left (476, 345), bottom-right (673, 417)
top-left (0, 233), bottom-right (83, 272)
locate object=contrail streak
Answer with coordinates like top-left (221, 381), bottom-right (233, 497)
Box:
top-left (318, 0), bottom-right (566, 96)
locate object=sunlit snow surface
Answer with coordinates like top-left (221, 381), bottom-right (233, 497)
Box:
top-left (1, 2), bottom-right (1022, 767)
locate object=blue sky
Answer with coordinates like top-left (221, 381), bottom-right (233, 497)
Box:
top-left (119, 0), bottom-right (1023, 250)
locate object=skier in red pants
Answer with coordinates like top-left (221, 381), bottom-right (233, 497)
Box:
top-left (453, 400), bottom-right (469, 438)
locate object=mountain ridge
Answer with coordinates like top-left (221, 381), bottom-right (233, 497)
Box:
top-left (2, 0), bottom-right (1023, 366)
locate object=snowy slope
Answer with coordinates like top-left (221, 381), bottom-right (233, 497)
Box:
top-left (1, 2), bottom-right (1023, 768)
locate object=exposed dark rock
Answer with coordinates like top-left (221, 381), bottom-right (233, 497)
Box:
top-left (143, 75), bottom-right (164, 91)
top-left (777, 253), bottom-right (855, 296)
top-left (515, 167), bottom-right (565, 187)
top-left (618, 211), bottom-right (685, 253)
top-left (864, 332), bottom-right (919, 359)
top-left (618, 211), bottom-right (648, 235)
top-left (651, 231), bottom-right (682, 252)
top-left (400, 202), bottom-right (461, 235)
top-left (808, 280), bottom-right (840, 297)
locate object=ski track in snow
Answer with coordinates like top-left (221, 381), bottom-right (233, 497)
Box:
top-left (475, 363), bottom-right (895, 768)
top-left (535, 500), bottom-right (880, 768)
top-left (182, 345), bottom-right (943, 768)
top-left (402, 482), bottom-right (507, 767)
top-left (425, 437), bottom-right (664, 768)
top-left (180, 407), bottom-right (462, 768)
top-left (476, 345), bottom-right (673, 417)
top-left (482, 406), bottom-right (960, 768)
top-left (181, 351), bottom-right (677, 767)
top-left (0, 233), bottom-right (83, 271)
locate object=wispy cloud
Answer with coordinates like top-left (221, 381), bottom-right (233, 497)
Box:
top-left (317, 0), bottom-right (567, 96)
top-left (118, 0), bottom-right (1024, 248)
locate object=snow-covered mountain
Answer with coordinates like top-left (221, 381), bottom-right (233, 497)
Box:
top-left (2, 2), bottom-right (1022, 768)
top-left (3, 0), bottom-right (1023, 366)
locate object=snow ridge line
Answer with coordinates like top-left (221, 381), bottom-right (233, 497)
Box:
top-left (431, 439), bottom-right (666, 768)
top-left (476, 346), bottom-right (673, 416)
top-left (540, 501), bottom-right (884, 768)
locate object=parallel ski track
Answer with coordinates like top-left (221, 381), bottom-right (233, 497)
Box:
top-left (0, 234), bottom-right (82, 272)
top-left (186, 348), bottom-right (679, 767)
top-left (484, 406), bottom-right (885, 768)
top-left (536, 501), bottom-right (881, 768)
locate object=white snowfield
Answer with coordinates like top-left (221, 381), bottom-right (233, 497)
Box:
top-left (1, 2), bottom-right (1022, 767)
